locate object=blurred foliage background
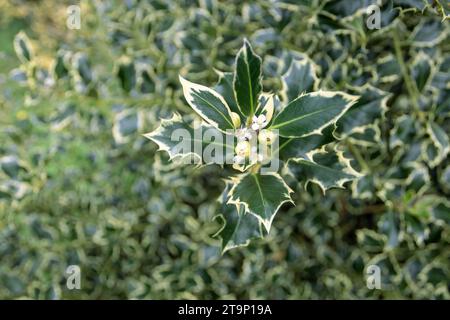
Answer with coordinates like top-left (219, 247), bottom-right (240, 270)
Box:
top-left (0, 0), bottom-right (449, 299)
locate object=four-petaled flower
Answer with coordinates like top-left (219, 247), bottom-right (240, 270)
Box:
top-left (251, 114), bottom-right (268, 131)
top-left (235, 127), bottom-right (254, 141)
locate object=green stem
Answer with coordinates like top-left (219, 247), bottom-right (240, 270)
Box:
top-left (250, 163), bottom-right (261, 174)
top-left (392, 29), bottom-right (424, 121)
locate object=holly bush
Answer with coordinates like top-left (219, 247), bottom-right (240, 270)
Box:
top-left (0, 0), bottom-right (449, 299)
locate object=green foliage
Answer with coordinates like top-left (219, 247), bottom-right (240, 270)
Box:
top-left (0, 0), bottom-right (449, 299)
top-left (234, 39), bottom-right (263, 117)
top-left (146, 40), bottom-right (359, 249)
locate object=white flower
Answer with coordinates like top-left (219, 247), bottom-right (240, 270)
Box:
top-left (251, 114), bottom-right (268, 131)
top-left (250, 146), bottom-right (264, 162)
top-left (235, 141), bottom-right (251, 157)
top-left (235, 128), bottom-right (253, 141)
top-left (233, 155), bottom-right (245, 164)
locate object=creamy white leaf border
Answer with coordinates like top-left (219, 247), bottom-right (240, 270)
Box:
top-left (179, 75), bottom-right (235, 133)
top-left (280, 57), bottom-right (320, 102)
top-left (271, 90), bottom-right (359, 138)
top-left (287, 144), bottom-right (362, 194)
top-left (226, 172), bottom-right (294, 232)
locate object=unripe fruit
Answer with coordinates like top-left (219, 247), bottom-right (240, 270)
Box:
top-left (258, 129), bottom-right (275, 144)
top-left (231, 112), bottom-right (241, 128)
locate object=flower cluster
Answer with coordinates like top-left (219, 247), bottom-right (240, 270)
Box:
top-left (232, 114), bottom-right (276, 167)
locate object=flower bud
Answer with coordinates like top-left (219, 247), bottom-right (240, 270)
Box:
top-left (231, 112), bottom-right (241, 128)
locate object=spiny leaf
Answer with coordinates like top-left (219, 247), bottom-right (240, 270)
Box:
top-left (411, 19), bottom-right (447, 47)
top-left (389, 115), bottom-right (417, 150)
top-left (143, 113), bottom-right (234, 164)
top-left (228, 172), bottom-right (293, 232)
top-left (281, 57), bottom-right (319, 102)
top-left (214, 184), bottom-right (264, 253)
top-left (278, 124), bottom-right (335, 161)
top-left (335, 85), bottom-right (389, 138)
top-left (288, 145), bottom-right (361, 193)
top-left (271, 91), bottom-right (358, 138)
top-left (426, 121), bottom-right (449, 167)
top-left (233, 39), bottom-right (262, 117)
top-left (179, 76), bottom-right (235, 133)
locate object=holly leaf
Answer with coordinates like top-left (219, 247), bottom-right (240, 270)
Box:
top-left (323, 0), bottom-right (375, 18)
top-left (113, 109), bottom-right (143, 144)
top-left (335, 85), bottom-right (389, 138)
top-left (411, 52), bottom-right (433, 93)
top-left (288, 146), bottom-right (361, 193)
top-left (410, 19), bottom-right (447, 47)
top-left (143, 113), bottom-right (234, 164)
top-left (233, 39), bottom-right (262, 117)
top-left (214, 184), bottom-right (264, 253)
top-left (116, 56), bottom-right (136, 93)
top-left (281, 57), bottom-right (319, 102)
top-left (14, 31), bottom-right (33, 63)
top-left (278, 124), bottom-right (335, 161)
top-left (228, 173), bottom-right (293, 232)
top-left (255, 93), bottom-right (275, 124)
top-left (376, 54), bottom-right (401, 83)
top-left (214, 70), bottom-right (241, 117)
top-left (179, 76), bottom-right (235, 133)
top-left (426, 121), bottom-right (449, 167)
top-left (271, 91), bottom-right (358, 138)
top-left (72, 52), bottom-right (93, 85)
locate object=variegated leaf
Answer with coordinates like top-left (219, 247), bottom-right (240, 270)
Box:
top-left (179, 76), bottom-right (236, 133)
top-left (410, 19), bottom-right (447, 47)
top-left (113, 109), bottom-right (143, 144)
top-left (143, 113), bottom-right (234, 164)
top-left (14, 31), bottom-right (33, 63)
top-left (288, 146), bottom-right (361, 193)
top-left (271, 91), bottom-right (358, 138)
top-left (335, 85), bottom-right (389, 138)
top-left (411, 52), bottom-right (433, 93)
top-left (214, 184), bottom-right (264, 253)
top-left (214, 70), bottom-right (241, 117)
top-left (233, 39), bottom-right (262, 117)
top-left (376, 54), bottom-right (401, 83)
top-left (228, 172), bottom-right (293, 232)
top-left (281, 58), bottom-right (319, 102)
top-left (323, 0), bottom-right (376, 18)
top-left (116, 56), bottom-right (136, 93)
top-left (440, 166), bottom-right (450, 193)
top-left (426, 121), bottom-right (449, 167)
top-left (278, 124), bottom-right (335, 161)
top-left (255, 93), bottom-right (275, 124)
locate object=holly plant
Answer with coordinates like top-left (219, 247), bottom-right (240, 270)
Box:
top-left (145, 40), bottom-right (361, 252)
